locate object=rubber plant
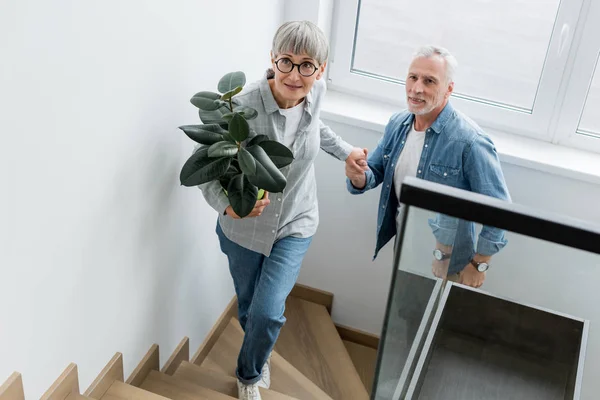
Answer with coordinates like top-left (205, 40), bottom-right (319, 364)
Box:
top-left (179, 71), bottom-right (294, 218)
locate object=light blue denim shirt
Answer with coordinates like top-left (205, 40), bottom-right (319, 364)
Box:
top-left (347, 102), bottom-right (511, 274)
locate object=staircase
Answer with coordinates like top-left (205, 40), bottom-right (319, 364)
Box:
top-left (0, 285), bottom-right (379, 400)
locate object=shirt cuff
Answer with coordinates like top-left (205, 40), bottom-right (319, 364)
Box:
top-left (335, 141), bottom-right (354, 161)
top-left (428, 217), bottom-right (458, 246)
top-left (346, 171), bottom-right (371, 194)
top-left (476, 234), bottom-right (508, 256)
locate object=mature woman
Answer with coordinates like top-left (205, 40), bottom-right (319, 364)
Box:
top-left (199, 21), bottom-right (367, 400)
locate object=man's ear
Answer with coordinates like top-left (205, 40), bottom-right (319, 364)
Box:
top-left (446, 81), bottom-right (454, 99)
top-left (316, 61), bottom-right (327, 80)
top-left (270, 51), bottom-right (275, 65)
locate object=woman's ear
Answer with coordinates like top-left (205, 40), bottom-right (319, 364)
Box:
top-left (316, 61), bottom-right (327, 80)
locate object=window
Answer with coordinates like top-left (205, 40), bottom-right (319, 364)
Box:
top-left (578, 56), bottom-right (600, 137)
top-left (329, 0), bottom-right (600, 153)
top-left (352, 0), bottom-right (561, 112)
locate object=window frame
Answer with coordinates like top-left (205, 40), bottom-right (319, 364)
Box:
top-left (553, 0), bottom-right (600, 153)
top-left (328, 0), bottom-right (599, 152)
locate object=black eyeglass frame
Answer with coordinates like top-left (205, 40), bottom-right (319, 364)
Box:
top-left (274, 57), bottom-right (319, 77)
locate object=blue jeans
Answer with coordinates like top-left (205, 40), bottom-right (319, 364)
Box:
top-left (216, 221), bottom-right (313, 384)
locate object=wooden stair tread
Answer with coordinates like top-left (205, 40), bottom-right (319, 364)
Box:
top-left (140, 370), bottom-right (234, 400)
top-left (0, 372), bottom-right (24, 400)
top-left (174, 361), bottom-right (298, 400)
top-left (201, 318), bottom-right (332, 400)
top-left (275, 296), bottom-right (369, 400)
top-left (66, 394), bottom-right (93, 400)
top-left (343, 340), bottom-right (378, 395)
top-left (101, 380), bottom-right (169, 400)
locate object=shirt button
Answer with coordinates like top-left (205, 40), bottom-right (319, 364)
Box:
top-left (382, 205), bottom-right (386, 209)
top-left (275, 214), bottom-right (279, 217)
top-left (277, 198), bottom-right (282, 201)
top-left (418, 170), bottom-right (422, 174)
top-left (387, 184), bottom-right (390, 188)
top-left (402, 141), bottom-right (405, 144)
top-left (272, 230), bottom-right (275, 233)
top-left (391, 163), bottom-right (394, 167)
top-left (443, 172), bottom-right (448, 177)
top-left (425, 144), bottom-right (428, 148)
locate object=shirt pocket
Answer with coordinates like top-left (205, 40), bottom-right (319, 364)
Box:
top-left (428, 163), bottom-right (461, 185)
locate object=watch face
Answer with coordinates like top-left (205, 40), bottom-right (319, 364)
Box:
top-left (433, 249), bottom-right (443, 260)
top-left (477, 262), bottom-right (489, 272)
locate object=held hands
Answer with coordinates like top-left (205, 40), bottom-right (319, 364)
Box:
top-left (225, 192), bottom-right (270, 219)
top-left (345, 148), bottom-right (369, 189)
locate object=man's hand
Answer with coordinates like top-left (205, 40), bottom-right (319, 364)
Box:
top-left (459, 255), bottom-right (490, 288)
top-left (346, 148), bottom-right (369, 189)
top-left (431, 243), bottom-right (452, 279)
top-left (459, 265), bottom-right (486, 288)
top-left (225, 192), bottom-right (270, 219)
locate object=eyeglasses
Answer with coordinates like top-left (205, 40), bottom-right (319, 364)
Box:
top-left (274, 57), bottom-right (319, 77)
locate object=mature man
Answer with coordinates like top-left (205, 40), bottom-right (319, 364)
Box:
top-left (346, 45), bottom-right (511, 288)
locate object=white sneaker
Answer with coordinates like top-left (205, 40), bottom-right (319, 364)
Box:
top-left (257, 353), bottom-right (271, 389)
top-left (237, 380), bottom-right (262, 400)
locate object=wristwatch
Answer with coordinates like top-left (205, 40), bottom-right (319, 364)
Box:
top-left (470, 259), bottom-right (490, 272)
top-left (433, 249), bottom-right (451, 261)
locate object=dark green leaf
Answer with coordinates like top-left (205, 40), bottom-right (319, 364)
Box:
top-left (222, 131), bottom-right (236, 143)
top-left (238, 147), bottom-right (257, 176)
top-left (208, 141), bottom-right (238, 157)
top-left (222, 111), bottom-right (257, 123)
top-left (227, 174), bottom-right (258, 218)
top-left (229, 113), bottom-right (249, 142)
top-left (247, 134), bottom-right (269, 147)
top-left (258, 140), bottom-right (294, 168)
top-left (190, 91), bottom-right (221, 111)
top-left (221, 113), bottom-right (235, 123)
top-left (198, 106), bottom-right (230, 125)
top-left (178, 124), bottom-right (226, 145)
top-left (219, 163), bottom-right (240, 190)
top-left (221, 86), bottom-right (243, 101)
top-left (218, 71), bottom-right (246, 94)
top-left (233, 106), bottom-right (258, 120)
top-left (246, 145), bottom-right (287, 192)
top-left (180, 148), bottom-right (231, 186)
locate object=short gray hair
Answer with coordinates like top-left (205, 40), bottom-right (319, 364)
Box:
top-left (413, 45), bottom-right (458, 84)
top-left (272, 21), bottom-right (329, 65)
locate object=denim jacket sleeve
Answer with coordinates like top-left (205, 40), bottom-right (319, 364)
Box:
top-left (465, 134), bottom-right (511, 256)
top-left (346, 115), bottom-right (396, 194)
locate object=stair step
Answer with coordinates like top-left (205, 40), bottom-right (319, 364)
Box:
top-left (140, 370), bottom-right (234, 399)
top-left (0, 373), bottom-right (24, 400)
top-left (101, 380), bottom-right (168, 400)
top-left (173, 361), bottom-right (298, 400)
top-left (343, 340), bottom-right (378, 395)
top-left (275, 296), bottom-right (370, 400)
top-left (201, 317), bottom-right (332, 400)
top-left (66, 394), bottom-right (93, 400)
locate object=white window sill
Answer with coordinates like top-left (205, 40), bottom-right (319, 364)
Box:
top-left (322, 89), bottom-right (600, 186)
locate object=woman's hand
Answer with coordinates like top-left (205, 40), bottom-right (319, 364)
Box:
top-left (225, 192), bottom-right (270, 219)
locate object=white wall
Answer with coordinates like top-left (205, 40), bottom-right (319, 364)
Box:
top-left (0, 0), bottom-right (283, 397)
top-left (299, 119), bottom-right (600, 334)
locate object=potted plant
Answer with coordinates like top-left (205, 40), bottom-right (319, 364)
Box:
top-left (179, 71), bottom-right (294, 218)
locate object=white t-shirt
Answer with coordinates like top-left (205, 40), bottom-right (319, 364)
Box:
top-left (279, 100), bottom-right (305, 148)
top-left (394, 124), bottom-right (426, 228)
